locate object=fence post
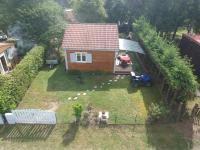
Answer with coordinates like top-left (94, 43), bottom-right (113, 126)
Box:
top-left (176, 102), bottom-right (183, 122)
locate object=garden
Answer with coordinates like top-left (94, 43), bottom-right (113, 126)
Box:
top-left (18, 58), bottom-right (162, 124)
top-left (0, 56), bottom-right (198, 149)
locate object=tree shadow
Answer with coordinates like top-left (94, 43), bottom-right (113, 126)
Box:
top-left (0, 124), bottom-right (55, 142)
top-left (145, 123), bottom-right (193, 150)
top-left (62, 122), bottom-right (79, 146)
top-left (139, 87), bottom-right (194, 150)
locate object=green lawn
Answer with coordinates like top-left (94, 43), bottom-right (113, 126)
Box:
top-left (0, 62), bottom-right (198, 149)
top-left (0, 123), bottom-right (197, 150)
top-left (18, 64), bottom-right (160, 124)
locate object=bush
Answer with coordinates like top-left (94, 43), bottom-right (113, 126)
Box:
top-left (133, 17), bottom-right (198, 101)
top-left (0, 46), bottom-right (45, 113)
top-left (73, 103), bottom-right (83, 122)
top-left (148, 103), bottom-right (169, 122)
top-left (81, 111), bottom-right (90, 127)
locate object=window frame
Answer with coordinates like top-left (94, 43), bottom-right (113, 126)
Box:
top-left (75, 52), bottom-right (87, 63)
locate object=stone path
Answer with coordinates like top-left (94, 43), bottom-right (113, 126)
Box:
top-left (66, 75), bottom-right (128, 101)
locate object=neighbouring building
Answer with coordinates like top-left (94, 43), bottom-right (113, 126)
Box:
top-left (62, 23), bottom-right (119, 73)
top-left (0, 42), bottom-right (17, 74)
top-left (180, 34), bottom-right (200, 77)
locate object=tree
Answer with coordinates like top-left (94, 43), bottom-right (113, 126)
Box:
top-left (144, 0), bottom-right (189, 40)
top-left (105, 0), bottom-right (143, 24)
top-left (73, 103), bottom-right (83, 123)
top-left (0, 0), bottom-right (66, 46)
top-left (16, 0), bottom-right (66, 43)
top-left (72, 0), bottom-right (107, 23)
top-left (187, 0), bottom-right (200, 33)
top-left (105, 0), bottom-right (127, 23)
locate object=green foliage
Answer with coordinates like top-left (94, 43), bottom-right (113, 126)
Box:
top-left (73, 103), bottom-right (83, 119)
top-left (134, 17), bottom-right (199, 101)
top-left (0, 0), bottom-right (66, 46)
top-left (72, 0), bottom-right (107, 23)
top-left (148, 103), bottom-right (169, 122)
top-left (16, 0), bottom-right (66, 44)
top-left (105, 0), bottom-right (143, 23)
top-left (0, 46), bottom-right (45, 113)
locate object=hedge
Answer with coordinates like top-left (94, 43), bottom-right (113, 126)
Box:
top-left (0, 46), bottom-right (45, 113)
top-left (133, 17), bottom-right (198, 102)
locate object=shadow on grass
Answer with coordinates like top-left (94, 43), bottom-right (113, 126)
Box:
top-left (0, 124), bottom-right (55, 141)
top-left (145, 123), bottom-right (193, 150)
top-left (139, 87), bottom-right (194, 150)
top-left (62, 122), bottom-right (79, 146)
top-left (47, 64), bottom-right (132, 92)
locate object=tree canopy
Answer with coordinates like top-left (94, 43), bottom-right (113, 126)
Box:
top-left (0, 0), bottom-right (66, 47)
top-left (71, 0), bottom-right (107, 23)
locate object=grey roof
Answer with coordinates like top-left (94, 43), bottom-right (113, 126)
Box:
top-left (119, 39), bottom-right (145, 54)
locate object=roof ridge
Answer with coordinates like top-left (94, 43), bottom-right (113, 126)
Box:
top-left (68, 23), bottom-right (118, 25)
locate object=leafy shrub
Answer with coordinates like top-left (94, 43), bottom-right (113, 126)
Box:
top-left (81, 111), bottom-right (90, 127)
top-left (133, 17), bottom-right (198, 101)
top-left (73, 103), bottom-right (83, 122)
top-left (148, 103), bottom-right (169, 122)
top-left (0, 46), bottom-right (45, 113)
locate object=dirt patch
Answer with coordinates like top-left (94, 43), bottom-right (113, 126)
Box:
top-left (172, 120), bottom-right (200, 140)
top-left (44, 101), bottom-right (59, 112)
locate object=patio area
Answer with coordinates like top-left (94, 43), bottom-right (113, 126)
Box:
top-left (114, 58), bottom-right (133, 74)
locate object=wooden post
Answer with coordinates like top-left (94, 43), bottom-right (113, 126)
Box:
top-left (165, 86), bottom-right (171, 103)
top-left (160, 78), bottom-right (166, 93)
top-left (176, 102), bottom-right (183, 122)
top-left (156, 69), bottom-right (161, 82)
top-left (169, 90), bottom-right (178, 107)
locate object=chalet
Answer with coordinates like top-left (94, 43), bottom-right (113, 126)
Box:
top-left (180, 34), bottom-right (200, 77)
top-left (62, 23), bottom-right (119, 73)
top-left (0, 42), bottom-right (16, 74)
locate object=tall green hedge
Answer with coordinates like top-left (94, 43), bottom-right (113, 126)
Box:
top-left (133, 17), bottom-right (198, 102)
top-left (0, 46), bottom-right (45, 113)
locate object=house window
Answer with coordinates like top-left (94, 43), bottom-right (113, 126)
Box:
top-left (70, 52), bottom-right (92, 63)
top-left (76, 52), bottom-right (87, 62)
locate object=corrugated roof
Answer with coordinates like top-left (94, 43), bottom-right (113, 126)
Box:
top-left (0, 42), bottom-right (14, 54)
top-left (119, 39), bottom-right (145, 54)
top-left (62, 24), bottom-right (119, 51)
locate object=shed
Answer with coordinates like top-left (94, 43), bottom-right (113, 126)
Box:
top-left (180, 34), bottom-right (200, 76)
top-left (62, 23), bottom-right (119, 73)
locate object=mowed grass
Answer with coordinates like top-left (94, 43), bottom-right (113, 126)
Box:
top-left (18, 64), bottom-right (160, 124)
top-left (0, 64), bottom-right (198, 150)
top-left (0, 124), bottom-right (196, 150)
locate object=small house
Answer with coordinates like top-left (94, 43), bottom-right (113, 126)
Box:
top-left (62, 23), bottom-right (119, 73)
top-left (0, 42), bottom-right (17, 74)
top-left (180, 34), bottom-right (200, 76)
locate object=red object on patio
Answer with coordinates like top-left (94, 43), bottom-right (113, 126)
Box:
top-left (119, 54), bottom-right (131, 64)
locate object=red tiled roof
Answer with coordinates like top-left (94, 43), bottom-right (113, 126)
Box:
top-left (0, 42), bottom-right (14, 54)
top-left (62, 24), bottom-right (119, 51)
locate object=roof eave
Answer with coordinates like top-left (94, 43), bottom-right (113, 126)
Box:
top-left (62, 47), bottom-right (119, 51)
